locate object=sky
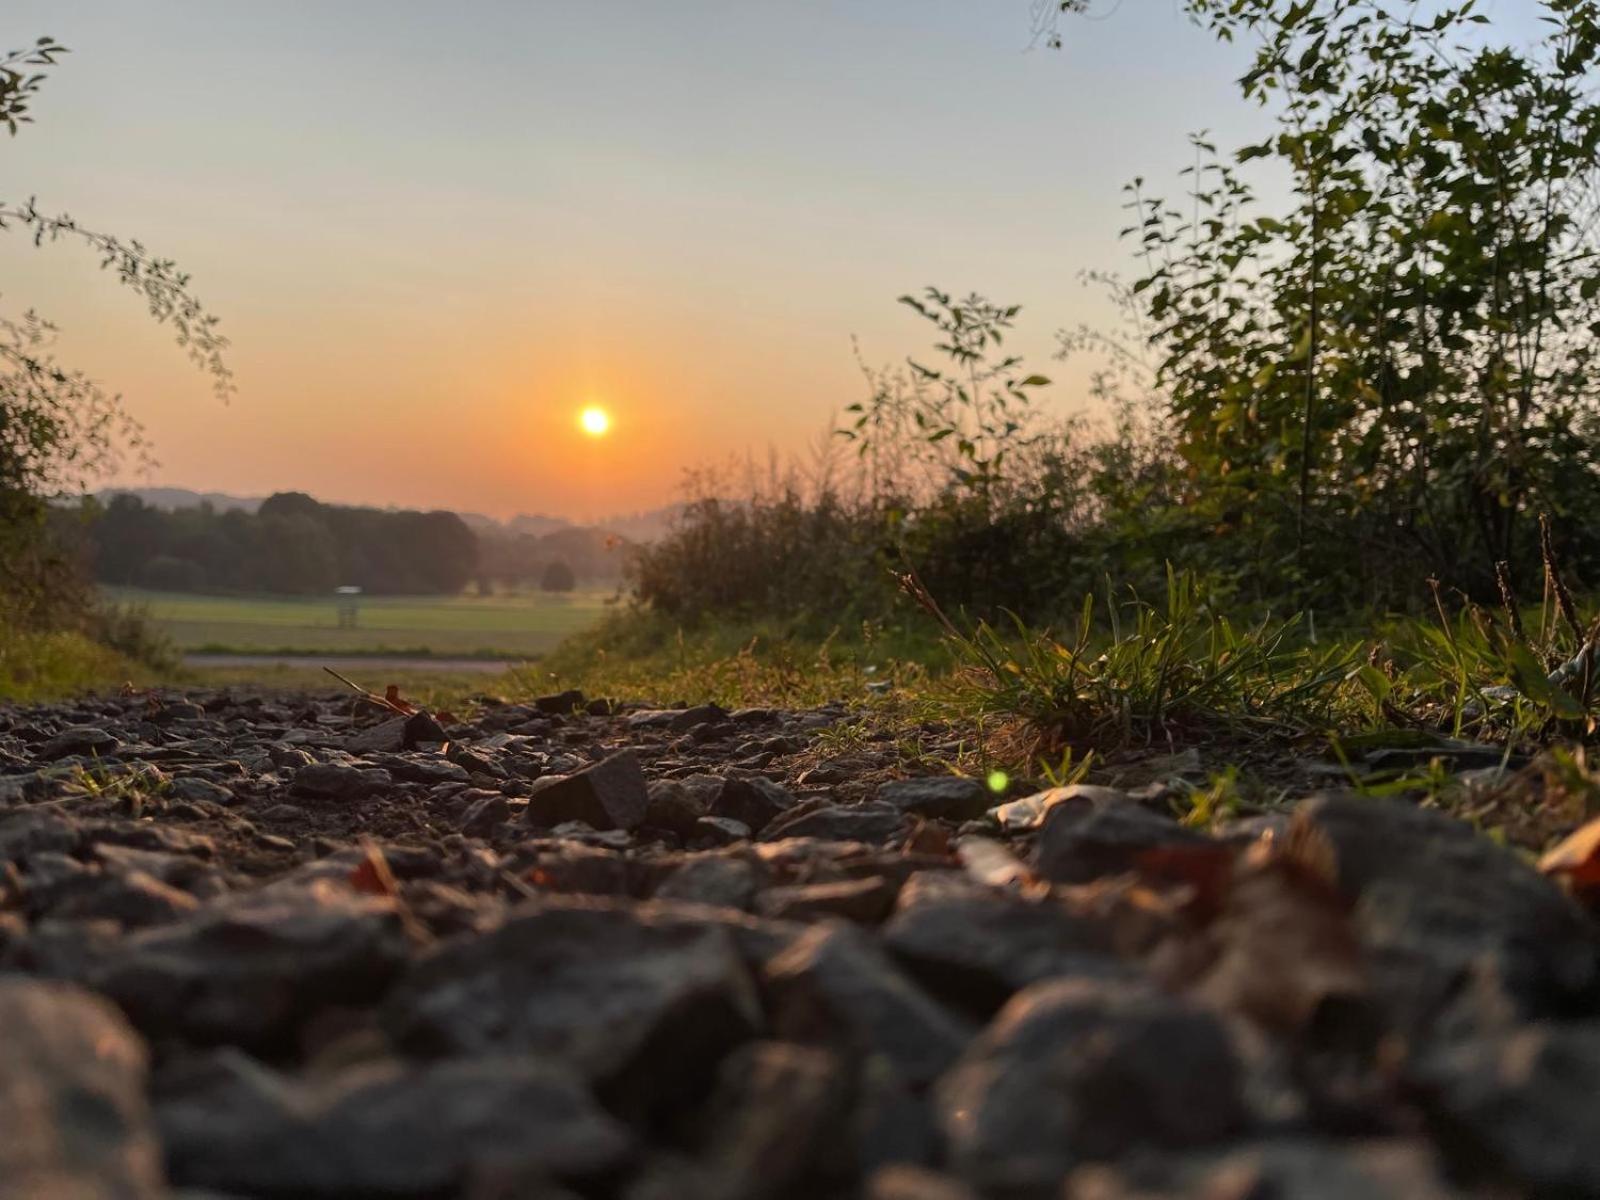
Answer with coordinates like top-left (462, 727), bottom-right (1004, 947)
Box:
top-left (1, 1), bottom-right (1544, 519)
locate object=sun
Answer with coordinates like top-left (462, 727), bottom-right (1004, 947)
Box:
top-left (578, 405), bottom-right (611, 437)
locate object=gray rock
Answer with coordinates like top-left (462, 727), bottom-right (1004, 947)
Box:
top-left (670, 703), bottom-right (730, 732)
top-left (764, 922), bottom-right (969, 1086)
top-left (883, 872), bottom-right (1129, 1013)
top-left (38, 880), bottom-right (410, 1048)
top-left (0, 807), bottom-right (82, 862)
top-left (459, 791), bottom-right (509, 837)
top-left (655, 854), bottom-right (763, 910)
top-left (935, 978), bottom-right (1248, 1189)
top-left (39, 724), bottom-right (121, 760)
top-left (1294, 793), bottom-right (1600, 1034)
top-left (0, 978), bottom-right (164, 1198)
top-left (643, 779), bottom-right (708, 836)
top-left (168, 777), bottom-right (234, 805)
top-left (1068, 1138), bottom-right (1463, 1200)
top-left (292, 762), bottom-right (393, 800)
top-left (697, 1041), bottom-right (850, 1199)
top-left (385, 897), bottom-right (762, 1098)
top-left (1414, 1022), bottom-right (1600, 1194)
top-left (758, 876), bottom-right (899, 924)
top-left (523, 750), bottom-right (649, 831)
top-left (37, 867), bottom-right (202, 928)
top-left (374, 754), bottom-right (470, 786)
top-left (761, 802), bottom-right (906, 844)
top-left (1034, 793), bottom-right (1207, 883)
top-left (695, 816), bottom-right (752, 845)
top-left (878, 777), bottom-right (991, 822)
top-left (708, 771), bottom-right (797, 834)
top-left (534, 689), bottom-right (587, 714)
top-left (158, 1051), bottom-right (633, 1196)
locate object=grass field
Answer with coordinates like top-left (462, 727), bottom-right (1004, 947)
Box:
top-left (104, 587), bottom-right (616, 659)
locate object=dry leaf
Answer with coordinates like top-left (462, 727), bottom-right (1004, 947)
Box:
top-left (957, 836), bottom-right (1040, 891)
top-left (1538, 815), bottom-right (1600, 896)
top-left (383, 684), bottom-right (419, 715)
top-left (347, 843), bottom-right (401, 898)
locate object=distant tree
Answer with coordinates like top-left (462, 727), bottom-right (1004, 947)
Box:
top-left (139, 554), bottom-right (206, 592)
top-left (540, 560), bottom-right (577, 593)
top-left (254, 513), bottom-right (338, 595)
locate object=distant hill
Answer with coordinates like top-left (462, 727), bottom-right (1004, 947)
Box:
top-left (97, 487), bottom-right (263, 514)
top-left (507, 513), bottom-right (572, 537)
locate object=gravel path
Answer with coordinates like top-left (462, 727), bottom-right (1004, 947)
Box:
top-left (1, 686), bottom-right (1597, 1198)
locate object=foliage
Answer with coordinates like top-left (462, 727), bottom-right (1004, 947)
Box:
top-left (539, 560), bottom-right (577, 593)
top-left (905, 566), bottom-right (1355, 755)
top-left (0, 625), bottom-right (146, 703)
top-left (1, 32), bottom-right (230, 679)
top-left (78, 492), bottom-right (477, 595)
top-left (1053, 0), bottom-right (1600, 606)
top-left (0, 37), bottom-right (66, 135)
top-left (539, 607), bottom-right (941, 709)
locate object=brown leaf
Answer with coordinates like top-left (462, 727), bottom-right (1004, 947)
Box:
top-left (957, 836), bottom-right (1040, 891)
top-left (347, 843), bottom-right (401, 898)
top-left (1131, 842), bottom-right (1237, 922)
top-left (383, 684), bottom-right (419, 715)
top-left (903, 818), bottom-right (952, 857)
top-left (1539, 815), bottom-right (1600, 894)
top-left (1192, 838), bottom-right (1366, 1035)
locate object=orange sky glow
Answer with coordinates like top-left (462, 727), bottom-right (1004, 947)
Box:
top-left (0, 0), bottom-right (1354, 520)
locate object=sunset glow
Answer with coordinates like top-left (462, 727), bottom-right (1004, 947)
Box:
top-left (579, 406), bottom-right (612, 437)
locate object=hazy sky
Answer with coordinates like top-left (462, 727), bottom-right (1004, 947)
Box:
top-left (1, 1), bottom-right (1541, 518)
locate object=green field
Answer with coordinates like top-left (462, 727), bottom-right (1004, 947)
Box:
top-left (104, 587), bottom-right (616, 659)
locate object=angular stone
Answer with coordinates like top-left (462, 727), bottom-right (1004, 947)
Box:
top-left (0, 807), bottom-right (82, 863)
top-left (1068, 1139), bottom-right (1463, 1200)
top-left (764, 923), bottom-right (969, 1086)
top-left (883, 873), bottom-right (1128, 1013)
top-left (758, 876), bottom-right (899, 924)
top-left (374, 753), bottom-right (470, 786)
top-left (1414, 1022), bottom-right (1600, 1194)
top-left (935, 978), bottom-right (1248, 1189)
top-left (158, 1051), bottom-right (633, 1196)
top-left (670, 703), bottom-right (729, 732)
top-left (292, 762), bottom-right (393, 800)
top-left (1034, 794), bottom-right (1208, 883)
top-left (39, 724), bottom-right (121, 760)
top-left (39, 868), bottom-right (201, 928)
top-left (643, 779), bottom-right (708, 836)
top-left (761, 802), bottom-right (906, 844)
top-left (1294, 793), bottom-right (1600, 1034)
top-left (0, 979), bottom-right (163, 1198)
top-left (346, 716), bottom-right (411, 754)
top-left (694, 816), bottom-right (752, 845)
top-left (459, 791), bottom-right (509, 837)
top-left (655, 854), bottom-right (762, 910)
top-left (878, 777), bottom-right (991, 821)
top-left (709, 771), bottom-right (797, 834)
top-left (168, 776), bottom-right (234, 805)
top-left (523, 751), bottom-right (649, 831)
top-left (38, 879), bottom-right (410, 1048)
top-left (698, 1041), bottom-right (850, 1197)
top-left (385, 897), bottom-right (762, 1096)
top-left (534, 689), bottom-right (587, 714)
